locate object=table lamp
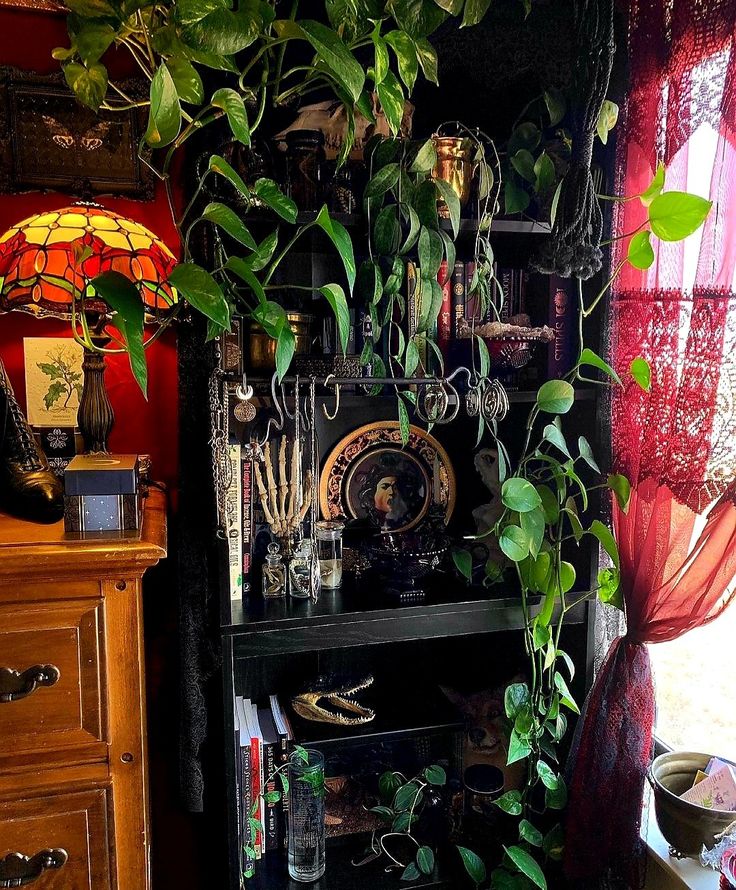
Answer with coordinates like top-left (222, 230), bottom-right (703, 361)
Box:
top-left (0, 204), bottom-right (178, 452)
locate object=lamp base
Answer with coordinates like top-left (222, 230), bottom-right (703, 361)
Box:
top-left (78, 338), bottom-right (114, 454)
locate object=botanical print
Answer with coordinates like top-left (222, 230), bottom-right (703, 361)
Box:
top-left (23, 337), bottom-right (83, 427)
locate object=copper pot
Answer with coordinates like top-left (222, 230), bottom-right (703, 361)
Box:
top-left (431, 136), bottom-right (476, 216)
top-left (649, 751), bottom-right (736, 857)
top-left (246, 312), bottom-right (315, 371)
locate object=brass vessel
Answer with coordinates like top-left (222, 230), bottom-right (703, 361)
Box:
top-left (649, 751), bottom-right (736, 857)
top-left (246, 312), bottom-right (315, 372)
top-left (431, 136), bottom-right (476, 217)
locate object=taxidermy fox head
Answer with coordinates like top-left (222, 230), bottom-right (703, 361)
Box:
top-left (441, 679), bottom-right (526, 790)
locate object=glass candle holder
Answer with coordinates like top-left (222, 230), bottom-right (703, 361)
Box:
top-left (288, 748), bottom-right (326, 882)
top-left (316, 520), bottom-right (344, 589)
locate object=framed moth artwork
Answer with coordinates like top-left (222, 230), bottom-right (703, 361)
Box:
top-left (320, 421), bottom-right (456, 533)
top-left (0, 67), bottom-right (155, 199)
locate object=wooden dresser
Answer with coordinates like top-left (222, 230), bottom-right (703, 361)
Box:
top-left (0, 489), bottom-right (166, 890)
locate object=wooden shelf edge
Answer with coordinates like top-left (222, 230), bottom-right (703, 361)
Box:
top-left (0, 487), bottom-right (167, 580)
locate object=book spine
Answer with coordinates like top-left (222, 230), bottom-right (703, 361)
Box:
top-left (250, 736), bottom-right (262, 859)
top-left (234, 722), bottom-right (242, 873)
top-left (452, 261), bottom-right (465, 338)
top-left (518, 269), bottom-right (528, 316)
top-left (547, 275), bottom-right (575, 378)
top-left (498, 268), bottom-right (512, 323)
top-left (405, 261), bottom-right (427, 375)
top-left (406, 261), bottom-right (417, 338)
top-left (226, 445), bottom-right (242, 603)
top-left (258, 734), bottom-right (265, 856)
top-left (464, 260), bottom-right (480, 321)
top-left (241, 457), bottom-right (252, 597)
top-left (242, 744), bottom-right (255, 874)
top-left (347, 307), bottom-right (356, 355)
top-left (437, 260), bottom-right (451, 351)
top-left (263, 741), bottom-right (280, 852)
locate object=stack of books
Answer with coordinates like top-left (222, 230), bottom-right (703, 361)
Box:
top-left (437, 262), bottom-right (529, 355)
top-left (234, 695), bottom-right (293, 874)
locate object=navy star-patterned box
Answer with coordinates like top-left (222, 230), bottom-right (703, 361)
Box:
top-left (63, 454), bottom-right (140, 533)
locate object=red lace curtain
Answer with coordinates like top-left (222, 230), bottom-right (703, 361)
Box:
top-left (565, 1), bottom-right (736, 884)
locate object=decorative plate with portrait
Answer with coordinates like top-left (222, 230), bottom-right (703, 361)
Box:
top-left (320, 422), bottom-right (455, 533)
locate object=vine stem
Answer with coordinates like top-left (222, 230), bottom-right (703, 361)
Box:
top-left (262, 222), bottom-right (316, 286)
top-left (582, 259), bottom-right (626, 319)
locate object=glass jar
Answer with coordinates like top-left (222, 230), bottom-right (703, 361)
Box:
top-left (262, 542), bottom-right (286, 598)
top-left (287, 748), bottom-right (326, 882)
top-left (327, 161), bottom-right (356, 213)
top-left (289, 538), bottom-right (321, 600)
top-left (284, 129), bottom-right (325, 211)
top-left (316, 520), bottom-right (344, 589)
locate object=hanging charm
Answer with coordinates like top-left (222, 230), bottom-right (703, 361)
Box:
top-left (480, 379), bottom-right (509, 422)
top-left (233, 375), bottom-right (257, 423)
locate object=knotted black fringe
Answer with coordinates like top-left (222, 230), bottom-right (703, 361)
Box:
top-left (532, 0), bottom-right (615, 280)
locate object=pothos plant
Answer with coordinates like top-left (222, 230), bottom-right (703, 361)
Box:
top-left (241, 743), bottom-right (321, 881)
top-left (367, 763), bottom-right (449, 880)
top-left (502, 88), bottom-right (619, 216)
top-left (448, 165), bottom-right (711, 889)
top-left (359, 127), bottom-right (501, 437)
top-left (52, 0), bottom-right (513, 393)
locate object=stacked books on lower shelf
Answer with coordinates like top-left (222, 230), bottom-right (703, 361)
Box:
top-left (233, 695), bottom-right (293, 876)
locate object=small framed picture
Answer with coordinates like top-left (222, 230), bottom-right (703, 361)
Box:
top-left (24, 337), bottom-right (84, 428)
top-left (0, 67), bottom-right (155, 199)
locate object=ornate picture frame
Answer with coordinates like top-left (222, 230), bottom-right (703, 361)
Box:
top-left (0, 67), bottom-right (155, 199)
top-left (320, 421), bottom-right (456, 533)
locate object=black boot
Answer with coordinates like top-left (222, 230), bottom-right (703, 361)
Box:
top-left (0, 357), bottom-right (64, 523)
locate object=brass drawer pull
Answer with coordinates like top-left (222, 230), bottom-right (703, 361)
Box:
top-left (0, 849), bottom-right (68, 886)
top-left (0, 665), bottom-right (60, 703)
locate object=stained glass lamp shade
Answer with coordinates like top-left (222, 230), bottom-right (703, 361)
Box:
top-left (0, 205), bottom-right (178, 452)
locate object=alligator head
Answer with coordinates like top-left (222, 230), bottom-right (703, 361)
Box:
top-left (291, 675), bottom-right (376, 725)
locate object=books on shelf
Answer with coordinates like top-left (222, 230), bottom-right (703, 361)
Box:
top-left (234, 695), bottom-right (293, 862)
top-left (235, 696), bottom-right (255, 871)
top-left (436, 261), bottom-right (531, 354)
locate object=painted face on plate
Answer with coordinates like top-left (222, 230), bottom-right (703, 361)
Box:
top-left (352, 452), bottom-right (427, 531)
top-left (374, 476), bottom-right (398, 513)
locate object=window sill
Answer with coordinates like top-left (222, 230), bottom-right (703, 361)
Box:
top-left (643, 796), bottom-right (721, 890)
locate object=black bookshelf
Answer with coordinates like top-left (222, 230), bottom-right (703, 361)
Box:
top-left (245, 834), bottom-right (456, 889)
top-left (216, 150), bottom-right (604, 890)
top-left (227, 576), bottom-right (591, 657)
top-left (287, 211), bottom-right (551, 236)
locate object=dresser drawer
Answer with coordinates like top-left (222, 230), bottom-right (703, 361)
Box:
top-left (0, 601), bottom-right (106, 757)
top-left (0, 787), bottom-right (112, 890)
top-left (0, 580), bottom-right (101, 606)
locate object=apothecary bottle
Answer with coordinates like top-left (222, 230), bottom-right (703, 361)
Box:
top-left (316, 520), bottom-right (344, 589)
top-left (289, 539), bottom-right (321, 600)
top-left (262, 542), bottom-right (286, 598)
top-left (284, 129), bottom-right (325, 211)
top-left (288, 749), bottom-right (326, 882)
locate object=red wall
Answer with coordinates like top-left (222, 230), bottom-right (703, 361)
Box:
top-left (0, 9), bottom-right (180, 497)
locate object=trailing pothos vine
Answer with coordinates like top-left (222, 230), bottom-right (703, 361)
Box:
top-left (51, 0), bottom-right (515, 394)
top-left (359, 127), bottom-right (501, 437)
top-left (450, 164), bottom-right (711, 889)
